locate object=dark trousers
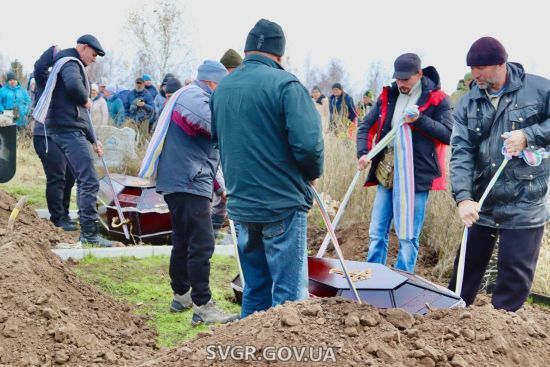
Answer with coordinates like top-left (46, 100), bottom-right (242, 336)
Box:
top-left (33, 135), bottom-right (75, 223)
top-left (448, 224), bottom-right (544, 311)
top-left (48, 131), bottom-right (99, 224)
top-left (164, 192), bottom-right (215, 306)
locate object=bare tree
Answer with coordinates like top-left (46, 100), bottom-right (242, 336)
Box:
top-left (302, 54), bottom-right (322, 91)
top-left (84, 51), bottom-right (132, 89)
top-left (0, 52), bottom-right (7, 80)
top-left (86, 62), bottom-right (104, 84)
top-left (281, 56), bottom-right (301, 77)
top-left (364, 61), bottom-right (390, 98)
top-left (314, 58), bottom-right (349, 95)
top-left (126, 0), bottom-right (194, 82)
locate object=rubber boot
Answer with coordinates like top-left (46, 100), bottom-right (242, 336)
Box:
top-left (79, 221), bottom-right (114, 248)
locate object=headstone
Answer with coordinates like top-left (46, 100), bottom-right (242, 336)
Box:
top-left (94, 126), bottom-right (138, 168)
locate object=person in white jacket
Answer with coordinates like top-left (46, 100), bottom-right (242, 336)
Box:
top-left (311, 86), bottom-right (329, 132)
top-left (90, 83), bottom-right (109, 127)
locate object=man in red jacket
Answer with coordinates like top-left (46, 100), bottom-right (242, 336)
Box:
top-left (356, 53), bottom-right (452, 273)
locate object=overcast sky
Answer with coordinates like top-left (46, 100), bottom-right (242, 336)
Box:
top-left (1, 0), bottom-right (548, 94)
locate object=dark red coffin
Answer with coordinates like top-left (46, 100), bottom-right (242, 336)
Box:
top-left (232, 257), bottom-right (464, 315)
top-left (97, 174), bottom-right (171, 243)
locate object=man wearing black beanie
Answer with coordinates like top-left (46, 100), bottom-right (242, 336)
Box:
top-left (211, 18), bottom-right (324, 318)
top-left (449, 36), bottom-right (550, 312)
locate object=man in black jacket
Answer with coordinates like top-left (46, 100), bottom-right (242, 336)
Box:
top-left (33, 45), bottom-right (76, 231)
top-left (449, 37), bottom-right (550, 311)
top-left (356, 53), bottom-right (452, 273)
top-left (45, 34), bottom-right (113, 247)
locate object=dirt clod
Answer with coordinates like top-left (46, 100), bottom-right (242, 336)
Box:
top-left (384, 308), bottom-right (415, 330)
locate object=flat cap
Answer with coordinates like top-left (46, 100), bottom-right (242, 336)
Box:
top-left (77, 34), bottom-right (105, 56)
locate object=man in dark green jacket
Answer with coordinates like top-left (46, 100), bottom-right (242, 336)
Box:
top-left (211, 18), bottom-right (324, 318)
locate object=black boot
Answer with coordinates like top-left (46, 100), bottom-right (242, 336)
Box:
top-left (64, 214), bottom-right (78, 226)
top-left (52, 217), bottom-right (78, 232)
top-left (79, 221), bottom-right (114, 248)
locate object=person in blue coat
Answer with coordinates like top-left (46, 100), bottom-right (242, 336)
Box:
top-left (103, 86), bottom-right (125, 126)
top-left (0, 72), bottom-right (31, 127)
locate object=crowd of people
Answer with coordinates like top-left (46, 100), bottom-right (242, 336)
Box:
top-left (5, 19), bottom-right (548, 326)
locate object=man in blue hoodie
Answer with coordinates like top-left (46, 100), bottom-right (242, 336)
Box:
top-left (211, 19), bottom-right (324, 318)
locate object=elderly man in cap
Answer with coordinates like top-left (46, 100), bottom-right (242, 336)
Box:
top-left (211, 19), bottom-right (324, 318)
top-left (33, 34), bottom-right (114, 246)
top-left (125, 77), bottom-right (155, 125)
top-left (449, 37), bottom-right (550, 311)
top-left (357, 53), bottom-right (452, 273)
top-left (155, 60), bottom-right (238, 325)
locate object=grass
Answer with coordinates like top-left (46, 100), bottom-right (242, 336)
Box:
top-left (0, 136), bottom-right (77, 209)
top-left (72, 254), bottom-right (241, 347)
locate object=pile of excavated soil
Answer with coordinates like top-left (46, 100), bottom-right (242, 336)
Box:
top-left (308, 222), bottom-right (439, 281)
top-left (0, 190), bottom-right (157, 366)
top-left (0, 191), bottom-right (78, 245)
top-left (140, 297), bottom-right (550, 367)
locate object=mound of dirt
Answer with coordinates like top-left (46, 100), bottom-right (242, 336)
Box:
top-left (308, 222), bottom-right (439, 281)
top-left (0, 191), bottom-right (78, 245)
top-left (140, 297), bottom-right (550, 367)
top-left (0, 190), bottom-right (157, 366)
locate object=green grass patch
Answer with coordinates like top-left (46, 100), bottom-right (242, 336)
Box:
top-left (0, 182), bottom-right (47, 208)
top-left (527, 294), bottom-right (550, 309)
top-left (72, 254), bottom-right (241, 347)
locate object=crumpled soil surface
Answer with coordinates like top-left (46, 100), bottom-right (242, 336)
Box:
top-left (0, 190), bottom-right (157, 366)
top-left (139, 296), bottom-right (550, 367)
top-left (1, 189), bottom-right (548, 367)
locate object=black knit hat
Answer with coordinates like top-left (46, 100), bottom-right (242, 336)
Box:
top-left (162, 73), bottom-right (175, 84)
top-left (466, 37), bottom-right (508, 67)
top-left (6, 71), bottom-right (16, 81)
top-left (244, 19), bottom-right (286, 57)
top-left (165, 78), bottom-right (182, 94)
top-left (332, 83), bottom-right (343, 90)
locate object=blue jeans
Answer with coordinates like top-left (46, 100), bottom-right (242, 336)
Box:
top-left (236, 210), bottom-right (308, 318)
top-left (366, 185), bottom-right (429, 272)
